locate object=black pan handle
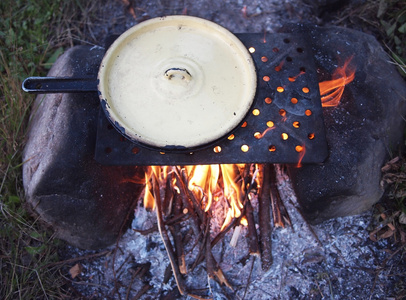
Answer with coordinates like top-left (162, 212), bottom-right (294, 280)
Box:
top-left (22, 77), bottom-right (98, 93)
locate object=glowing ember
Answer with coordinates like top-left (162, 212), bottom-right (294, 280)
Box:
top-left (319, 56), bottom-right (356, 107)
top-left (240, 216), bottom-right (248, 226)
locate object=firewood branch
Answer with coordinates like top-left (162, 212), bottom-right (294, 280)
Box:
top-left (152, 173), bottom-right (187, 296)
top-left (258, 164), bottom-right (273, 271)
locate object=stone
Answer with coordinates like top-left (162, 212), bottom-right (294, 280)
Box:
top-left (23, 46), bottom-right (145, 249)
top-left (286, 25), bottom-right (406, 224)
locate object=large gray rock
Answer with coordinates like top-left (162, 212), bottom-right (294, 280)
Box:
top-left (23, 46), bottom-right (145, 249)
top-left (286, 25), bottom-right (406, 223)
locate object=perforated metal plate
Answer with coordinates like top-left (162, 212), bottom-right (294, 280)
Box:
top-left (95, 33), bottom-right (328, 166)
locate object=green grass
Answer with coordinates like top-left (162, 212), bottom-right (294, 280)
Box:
top-left (0, 0), bottom-right (96, 298)
top-left (334, 0), bottom-right (406, 76)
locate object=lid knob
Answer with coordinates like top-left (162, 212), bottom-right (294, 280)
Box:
top-left (164, 68), bottom-right (192, 84)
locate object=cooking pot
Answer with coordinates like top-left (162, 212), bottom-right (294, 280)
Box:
top-left (23, 16), bottom-right (257, 151)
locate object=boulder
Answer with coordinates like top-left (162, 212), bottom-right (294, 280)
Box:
top-left (287, 25), bottom-right (406, 223)
top-left (23, 46), bottom-right (145, 249)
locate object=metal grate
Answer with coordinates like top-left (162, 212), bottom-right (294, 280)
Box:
top-left (94, 33), bottom-right (328, 166)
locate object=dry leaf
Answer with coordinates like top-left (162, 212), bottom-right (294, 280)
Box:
top-left (379, 228), bottom-right (394, 239)
top-left (69, 263), bottom-right (83, 279)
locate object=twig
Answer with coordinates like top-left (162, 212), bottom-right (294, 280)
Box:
top-left (211, 203), bottom-right (248, 249)
top-left (270, 165), bottom-right (292, 227)
top-left (58, 269), bottom-right (109, 288)
top-left (179, 167), bottom-right (205, 221)
top-left (203, 211), bottom-right (233, 291)
top-left (241, 164), bottom-right (260, 256)
top-left (163, 173), bottom-right (175, 217)
top-left (125, 272), bottom-right (137, 300)
top-left (258, 164), bottom-right (273, 271)
top-left (242, 256), bottom-right (256, 300)
top-left (133, 226), bottom-right (158, 235)
top-left (42, 250), bottom-right (111, 268)
top-left (153, 172), bottom-right (211, 300)
top-left (246, 199), bottom-right (260, 256)
top-left (269, 164), bottom-right (285, 228)
top-left (132, 211), bottom-right (189, 235)
top-left (173, 167), bottom-right (202, 237)
top-left (152, 173), bottom-right (187, 296)
top-left (172, 193), bottom-right (187, 274)
top-left (132, 284), bottom-right (152, 300)
top-left (206, 213), bottom-right (215, 280)
top-left (190, 210), bottom-right (211, 271)
top-left (230, 225), bottom-right (242, 247)
top-left (211, 253), bottom-right (233, 291)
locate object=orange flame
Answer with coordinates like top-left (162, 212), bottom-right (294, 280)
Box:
top-left (289, 70), bottom-right (305, 82)
top-left (262, 30), bottom-right (267, 44)
top-left (143, 166), bottom-right (161, 210)
top-left (188, 164), bottom-right (243, 230)
top-left (240, 216), bottom-right (248, 226)
top-left (144, 164), bottom-right (247, 231)
top-left (187, 165), bottom-right (219, 212)
top-left (258, 126), bottom-right (275, 139)
top-left (295, 144), bottom-right (306, 168)
top-left (319, 56), bottom-right (356, 107)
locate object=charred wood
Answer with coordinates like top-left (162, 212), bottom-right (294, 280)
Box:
top-left (258, 164), bottom-right (273, 271)
top-left (170, 193), bottom-right (186, 274)
top-left (246, 199), bottom-right (260, 256)
top-left (152, 174), bottom-right (187, 296)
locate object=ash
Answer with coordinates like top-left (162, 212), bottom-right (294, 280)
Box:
top-left (63, 167), bottom-right (404, 299)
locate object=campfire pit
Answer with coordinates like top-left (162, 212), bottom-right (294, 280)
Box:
top-left (22, 16), bottom-right (406, 299)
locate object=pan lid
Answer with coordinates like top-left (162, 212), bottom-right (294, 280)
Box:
top-left (98, 15), bottom-right (257, 149)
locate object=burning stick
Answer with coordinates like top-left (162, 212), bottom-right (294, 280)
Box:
top-left (174, 167), bottom-right (204, 222)
top-left (242, 164), bottom-right (260, 256)
top-left (163, 173), bottom-right (175, 217)
top-left (246, 199), bottom-right (260, 256)
top-left (230, 225), bottom-right (242, 247)
top-left (258, 164), bottom-right (273, 271)
top-left (172, 193), bottom-right (187, 274)
top-left (173, 167), bottom-right (202, 238)
top-left (190, 212), bottom-right (211, 272)
top-left (151, 174), bottom-right (187, 296)
top-left (269, 165), bottom-right (284, 228)
top-left (205, 215), bottom-right (233, 291)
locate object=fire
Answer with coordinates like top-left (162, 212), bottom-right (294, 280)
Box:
top-left (143, 166), bottom-right (163, 210)
top-left (142, 57), bottom-right (356, 228)
top-left (143, 164), bottom-right (247, 231)
top-left (187, 164), bottom-right (244, 230)
top-left (319, 56), bottom-right (356, 107)
top-left (186, 165), bottom-right (219, 212)
top-left (295, 144), bottom-right (306, 168)
top-left (289, 70), bottom-right (305, 82)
